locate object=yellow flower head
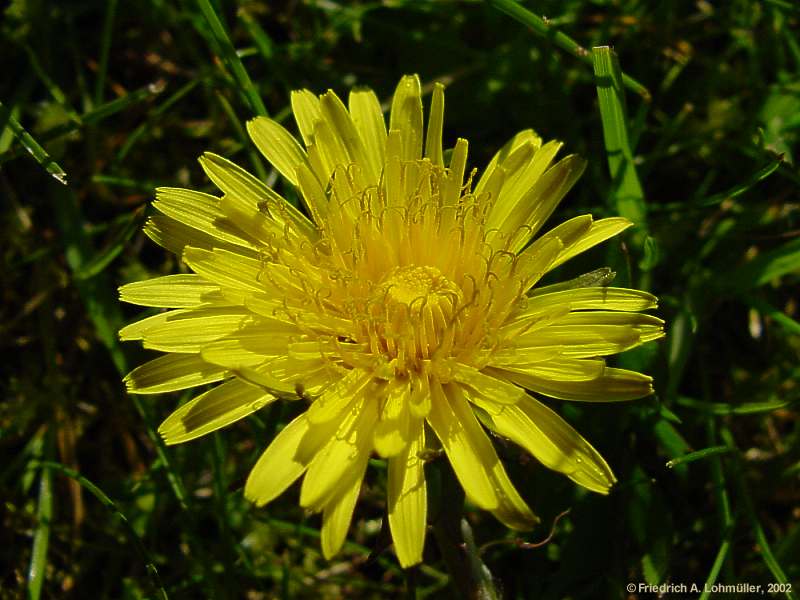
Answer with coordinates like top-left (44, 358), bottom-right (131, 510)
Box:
top-left (120, 75), bottom-right (664, 567)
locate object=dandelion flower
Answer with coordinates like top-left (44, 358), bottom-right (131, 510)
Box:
top-left (120, 75), bottom-right (664, 567)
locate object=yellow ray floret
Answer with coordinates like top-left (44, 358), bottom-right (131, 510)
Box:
top-left (119, 74), bottom-right (664, 568)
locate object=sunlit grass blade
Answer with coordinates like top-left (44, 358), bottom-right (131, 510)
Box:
top-left (0, 101), bottom-right (67, 184)
top-left (33, 460), bottom-right (168, 600)
top-left (592, 46), bottom-right (647, 235)
top-left (196, 0), bottom-right (268, 117)
top-left (487, 0), bottom-right (650, 100)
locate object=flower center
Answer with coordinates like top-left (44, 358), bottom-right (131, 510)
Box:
top-left (381, 265), bottom-right (460, 308)
top-left (365, 265), bottom-right (463, 373)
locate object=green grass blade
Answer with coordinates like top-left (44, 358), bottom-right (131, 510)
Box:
top-left (22, 44), bottom-right (78, 116)
top-left (94, 0), bottom-right (118, 106)
top-left (699, 525), bottom-right (735, 600)
top-left (52, 186), bottom-right (191, 511)
top-left (73, 206), bottom-right (145, 280)
top-left (115, 78), bottom-right (202, 164)
top-left (592, 46), bottom-right (647, 234)
top-left (239, 10), bottom-right (274, 63)
top-left (695, 156), bottom-right (783, 208)
top-left (722, 237), bottom-right (800, 293)
top-left (196, 0), bottom-right (268, 117)
top-left (677, 396), bottom-right (790, 415)
top-left (0, 84), bottom-right (164, 168)
top-left (33, 461), bottom-right (168, 600)
top-left (0, 101), bottom-right (67, 185)
top-left (721, 428), bottom-right (797, 597)
top-left (666, 446), bottom-right (732, 468)
top-left (27, 448), bottom-right (53, 600)
top-left (487, 0), bottom-right (650, 100)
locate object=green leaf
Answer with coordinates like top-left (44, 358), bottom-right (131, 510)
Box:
top-left (592, 46), bottom-right (647, 237)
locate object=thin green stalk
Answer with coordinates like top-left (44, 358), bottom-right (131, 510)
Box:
top-left (196, 0), bottom-right (268, 117)
top-left (0, 101), bottom-right (67, 184)
top-left (486, 0), bottom-right (650, 100)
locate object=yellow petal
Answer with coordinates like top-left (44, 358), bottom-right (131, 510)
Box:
top-left (557, 311), bottom-right (665, 340)
top-left (487, 139), bottom-right (562, 232)
top-left (523, 286), bottom-right (659, 314)
top-left (504, 357), bottom-right (607, 382)
top-left (493, 366), bottom-right (654, 402)
top-left (513, 326), bottom-right (642, 358)
top-left (245, 414), bottom-right (311, 506)
top-left (290, 89), bottom-right (322, 147)
top-left (143, 215), bottom-right (239, 256)
top-left (348, 89), bottom-right (386, 180)
top-left (305, 368), bottom-right (373, 424)
top-left (388, 417), bottom-right (427, 568)
top-left (119, 274), bottom-right (221, 308)
top-left (374, 382), bottom-right (411, 458)
top-left (296, 160), bottom-right (329, 226)
top-left (424, 82), bottom-right (445, 167)
top-left (321, 459), bottom-right (367, 559)
top-left (488, 460), bottom-right (538, 530)
top-left (200, 319), bottom-right (300, 368)
top-left (199, 152), bottom-right (316, 242)
top-left (452, 363), bottom-right (527, 404)
top-left (124, 353), bottom-right (228, 394)
top-left (426, 381), bottom-right (498, 510)
top-left (309, 117), bottom-right (349, 185)
top-left (159, 378), bottom-right (274, 444)
top-left (247, 117), bottom-right (308, 186)
top-left (389, 74), bottom-right (423, 161)
top-left (300, 395), bottom-right (378, 510)
top-left (502, 154), bottom-right (587, 253)
top-left (153, 187), bottom-right (258, 250)
top-left (482, 396), bottom-right (616, 494)
top-left (320, 90), bottom-right (376, 183)
top-left (474, 129), bottom-right (541, 197)
top-left (550, 217), bottom-right (632, 270)
top-left (120, 310), bottom-right (177, 341)
top-left (182, 247), bottom-right (264, 293)
top-left (138, 307), bottom-right (251, 353)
